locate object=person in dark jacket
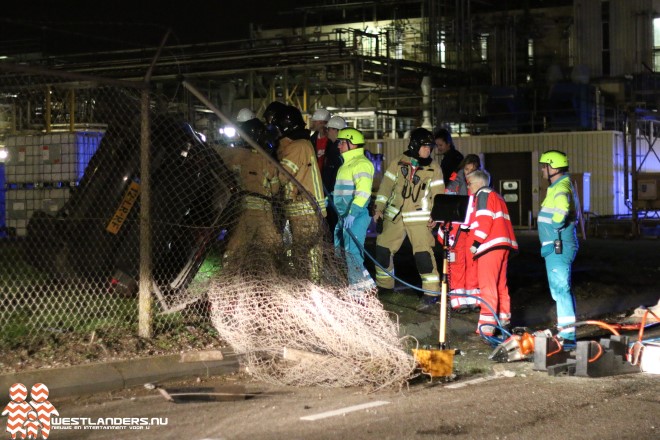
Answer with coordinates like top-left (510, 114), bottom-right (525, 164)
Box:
top-left (434, 128), bottom-right (464, 187)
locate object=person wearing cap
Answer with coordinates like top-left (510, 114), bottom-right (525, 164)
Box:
top-left (323, 115), bottom-right (347, 238)
top-left (310, 108), bottom-right (331, 171)
top-left (372, 128), bottom-right (445, 302)
top-left (538, 150), bottom-right (579, 345)
top-left (334, 127), bottom-right (376, 294)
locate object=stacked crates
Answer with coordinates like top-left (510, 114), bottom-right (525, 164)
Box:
top-left (3, 132), bottom-right (103, 236)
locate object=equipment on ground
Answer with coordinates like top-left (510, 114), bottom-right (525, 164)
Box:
top-left (489, 328), bottom-right (537, 362)
top-left (412, 195), bottom-right (469, 377)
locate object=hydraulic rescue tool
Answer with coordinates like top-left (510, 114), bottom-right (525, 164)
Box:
top-left (412, 195), bottom-right (469, 377)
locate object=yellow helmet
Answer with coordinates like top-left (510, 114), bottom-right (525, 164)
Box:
top-left (539, 150), bottom-right (568, 168)
top-left (337, 128), bottom-right (365, 146)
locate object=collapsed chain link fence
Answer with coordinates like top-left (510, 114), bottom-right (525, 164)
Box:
top-left (0, 64), bottom-right (416, 388)
top-left (0, 65), bottom-right (220, 353)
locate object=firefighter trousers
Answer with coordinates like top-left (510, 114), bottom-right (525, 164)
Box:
top-left (288, 213), bottom-right (323, 283)
top-left (224, 208), bottom-right (282, 264)
top-left (375, 219), bottom-right (440, 293)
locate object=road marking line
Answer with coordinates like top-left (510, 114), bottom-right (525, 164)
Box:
top-left (445, 374), bottom-right (506, 389)
top-left (300, 401), bottom-right (391, 421)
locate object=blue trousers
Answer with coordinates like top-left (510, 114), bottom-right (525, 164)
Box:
top-left (544, 246), bottom-right (577, 340)
top-left (334, 212), bottom-right (373, 286)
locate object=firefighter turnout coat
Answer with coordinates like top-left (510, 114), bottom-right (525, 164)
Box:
top-left (217, 147), bottom-right (280, 260)
top-left (373, 153), bottom-right (445, 293)
top-left (277, 136), bottom-right (327, 282)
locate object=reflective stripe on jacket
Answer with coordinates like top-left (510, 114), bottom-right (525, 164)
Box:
top-left (538, 174), bottom-right (577, 247)
top-left (217, 147), bottom-right (279, 211)
top-left (374, 153), bottom-right (444, 223)
top-left (468, 187), bottom-right (518, 256)
top-left (334, 147), bottom-right (374, 217)
top-left (277, 137), bottom-right (327, 217)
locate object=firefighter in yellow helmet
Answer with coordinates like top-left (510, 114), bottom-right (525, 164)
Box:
top-left (334, 127), bottom-right (376, 294)
top-left (372, 128), bottom-right (445, 304)
top-left (538, 150), bottom-right (579, 345)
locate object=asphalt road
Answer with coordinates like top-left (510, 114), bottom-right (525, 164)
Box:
top-left (50, 365), bottom-right (659, 440)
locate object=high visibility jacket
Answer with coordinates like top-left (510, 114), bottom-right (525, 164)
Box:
top-left (445, 169), bottom-right (467, 195)
top-left (277, 137), bottom-right (327, 217)
top-left (374, 153), bottom-right (444, 224)
top-left (469, 187), bottom-right (518, 257)
top-left (217, 147), bottom-right (279, 210)
top-left (538, 174), bottom-right (577, 255)
top-left (334, 147), bottom-right (374, 217)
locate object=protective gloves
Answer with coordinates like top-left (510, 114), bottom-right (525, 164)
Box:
top-left (343, 214), bottom-right (355, 229)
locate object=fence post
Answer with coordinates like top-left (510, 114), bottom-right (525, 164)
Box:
top-left (138, 89), bottom-right (153, 338)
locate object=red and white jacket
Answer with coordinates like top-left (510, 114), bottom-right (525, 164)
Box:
top-left (468, 187), bottom-right (518, 257)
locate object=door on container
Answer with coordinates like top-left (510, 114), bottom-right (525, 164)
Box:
top-left (483, 152), bottom-right (532, 227)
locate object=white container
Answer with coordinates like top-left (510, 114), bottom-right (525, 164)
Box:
top-left (4, 131), bottom-right (103, 184)
top-left (4, 187), bottom-right (71, 236)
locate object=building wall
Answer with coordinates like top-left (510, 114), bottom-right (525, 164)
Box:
top-left (367, 131), bottom-right (637, 218)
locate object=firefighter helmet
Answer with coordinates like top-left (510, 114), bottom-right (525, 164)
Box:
top-left (270, 105), bottom-right (305, 138)
top-left (539, 150), bottom-right (569, 168)
top-left (337, 127), bottom-right (365, 146)
top-left (263, 101), bottom-right (287, 124)
top-left (408, 128), bottom-right (435, 157)
top-left (238, 118), bottom-right (267, 148)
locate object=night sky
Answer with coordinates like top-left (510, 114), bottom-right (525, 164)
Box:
top-left (0, 0), bottom-right (306, 54)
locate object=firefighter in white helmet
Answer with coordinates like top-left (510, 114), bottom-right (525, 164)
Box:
top-left (310, 108), bottom-right (331, 171)
top-left (322, 115), bottom-right (347, 237)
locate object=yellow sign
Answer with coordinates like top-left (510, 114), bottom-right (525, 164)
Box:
top-left (106, 181), bottom-right (141, 235)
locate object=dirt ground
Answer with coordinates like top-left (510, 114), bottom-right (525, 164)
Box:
top-left (2, 229), bottom-right (659, 379)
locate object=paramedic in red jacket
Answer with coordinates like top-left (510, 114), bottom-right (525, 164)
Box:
top-left (466, 169), bottom-right (518, 336)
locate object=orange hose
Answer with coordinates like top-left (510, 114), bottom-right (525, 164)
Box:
top-left (587, 341), bottom-right (603, 363)
top-left (583, 320), bottom-right (620, 336)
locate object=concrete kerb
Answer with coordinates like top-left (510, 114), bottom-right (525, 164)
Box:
top-left (0, 349), bottom-right (239, 406)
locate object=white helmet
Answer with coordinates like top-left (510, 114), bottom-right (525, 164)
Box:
top-left (327, 115), bottom-right (347, 130)
top-left (311, 108), bottom-right (331, 122)
top-left (236, 108), bottom-right (256, 123)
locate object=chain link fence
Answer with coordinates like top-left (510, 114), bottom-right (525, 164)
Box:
top-left (0, 64), bottom-right (234, 352)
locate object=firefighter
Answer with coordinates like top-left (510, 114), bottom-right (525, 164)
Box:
top-left (466, 169), bottom-right (518, 337)
top-left (217, 118), bottom-right (280, 264)
top-left (372, 127), bottom-right (445, 302)
top-left (334, 127), bottom-right (376, 293)
top-left (538, 150), bottom-right (579, 344)
top-left (271, 105), bottom-right (327, 282)
top-left (442, 154), bottom-right (481, 313)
